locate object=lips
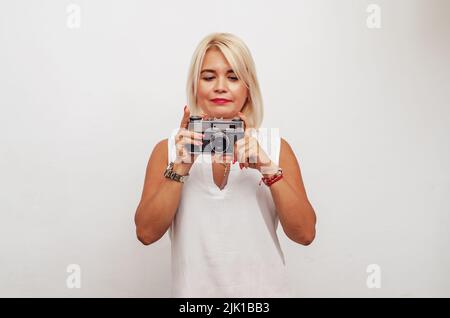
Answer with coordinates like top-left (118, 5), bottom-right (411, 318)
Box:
top-left (211, 98), bottom-right (232, 104)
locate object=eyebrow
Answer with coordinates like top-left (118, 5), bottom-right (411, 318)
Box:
top-left (200, 69), bottom-right (235, 74)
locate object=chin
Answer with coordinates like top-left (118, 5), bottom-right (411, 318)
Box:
top-left (202, 106), bottom-right (236, 119)
top-left (213, 112), bottom-right (234, 118)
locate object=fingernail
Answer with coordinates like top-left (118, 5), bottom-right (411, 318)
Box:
top-left (184, 105), bottom-right (187, 111)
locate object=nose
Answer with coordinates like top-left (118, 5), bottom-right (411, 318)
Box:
top-left (213, 76), bottom-right (228, 93)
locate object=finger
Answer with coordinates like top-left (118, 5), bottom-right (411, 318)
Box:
top-left (242, 138), bottom-right (259, 168)
top-left (177, 129), bottom-right (204, 142)
top-left (176, 139), bottom-right (201, 162)
top-left (180, 130), bottom-right (204, 142)
top-left (175, 144), bottom-right (188, 164)
top-left (181, 136), bottom-right (203, 146)
top-left (235, 136), bottom-right (253, 168)
top-left (235, 139), bottom-right (244, 163)
top-left (247, 140), bottom-right (259, 165)
top-left (236, 136), bottom-right (249, 159)
top-left (235, 136), bottom-right (247, 149)
top-left (243, 143), bottom-right (250, 169)
top-left (244, 140), bottom-right (257, 169)
top-left (179, 105), bottom-right (191, 129)
top-left (248, 146), bottom-right (259, 167)
top-left (177, 138), bottom-right (201, 161)
top-left (237, 145), bottom-right (246, 169)
top-left (233, 138), bottom-right (244, 163)
top-left (233, 139), bottom-right (243, 164)
top-left (180, 146), bottom-right (198, 164)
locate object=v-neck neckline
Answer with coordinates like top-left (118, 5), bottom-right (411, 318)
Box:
top-left (204, 154), bottom-right (238, 194)
top-left (211, 163), bottom-right (231, 191)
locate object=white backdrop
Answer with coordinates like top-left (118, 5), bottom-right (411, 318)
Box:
top-left (1, 0), bottom-right (449, 297)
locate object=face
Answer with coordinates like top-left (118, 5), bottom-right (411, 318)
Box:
top-left (196, 47), bottom-right (248, 119)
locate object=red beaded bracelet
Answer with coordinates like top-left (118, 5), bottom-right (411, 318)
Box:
top-left (259, 168), bottom-right (283, 187)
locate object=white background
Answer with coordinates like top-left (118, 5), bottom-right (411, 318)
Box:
top-left (0, 0), bottom-right (449, 297)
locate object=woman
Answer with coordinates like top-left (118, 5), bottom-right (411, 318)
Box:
top-left (134, 33), bottom-right (316, 297)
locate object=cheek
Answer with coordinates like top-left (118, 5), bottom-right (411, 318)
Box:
top-left (197, 83), bottom-right (212, 99)
top-left (231, 84), bottom-right (248, 101)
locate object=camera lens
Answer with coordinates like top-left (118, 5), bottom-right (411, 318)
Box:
top-left (211, 132), bottom-right (229, 154)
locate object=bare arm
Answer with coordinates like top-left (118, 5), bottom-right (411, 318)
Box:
top-left (134, 139), bottom-right (191, 245)
top-left (233, 111), bottom-right (317, 246)
top-left (267, 138), bottom-right (317, 245)
top-left (134, 105), bottom-right (205, 245)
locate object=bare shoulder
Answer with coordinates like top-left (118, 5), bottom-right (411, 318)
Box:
top-left (279, 137), bottom-right (297, 164)
top-left (151, 138), bottom-right (168, 164)
top-left (279, 137), bottom-right (309, 199)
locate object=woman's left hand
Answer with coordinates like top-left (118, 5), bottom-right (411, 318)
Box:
top-left (233, 112), bottom-right (278, 175)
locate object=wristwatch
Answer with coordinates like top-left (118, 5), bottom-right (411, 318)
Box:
top-left (164, 162), bottom-right (189, 183)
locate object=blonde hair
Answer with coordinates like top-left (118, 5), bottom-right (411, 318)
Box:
top-left (186, 33), bottom-right (264, 128)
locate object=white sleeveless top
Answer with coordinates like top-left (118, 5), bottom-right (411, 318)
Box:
top-left (167, 128), bottom-right (292, 298)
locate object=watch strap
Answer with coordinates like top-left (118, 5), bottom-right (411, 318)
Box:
top-left (164, 162), bottom-right (189, 183)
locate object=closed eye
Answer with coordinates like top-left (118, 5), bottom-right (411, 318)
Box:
top-left (202, 76), bottom-right (239, 81)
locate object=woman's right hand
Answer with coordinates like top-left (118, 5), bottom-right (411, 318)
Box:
top-left (172, 105), bottom-right (206, 175)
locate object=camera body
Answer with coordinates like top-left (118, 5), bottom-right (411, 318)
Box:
top-left (186, 116), bottom-right (245, 155)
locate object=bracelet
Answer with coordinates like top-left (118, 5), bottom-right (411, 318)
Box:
top-left (259, 168), bottom-right (283, 187)
top-left (164, 162), bottom-right (189, 183)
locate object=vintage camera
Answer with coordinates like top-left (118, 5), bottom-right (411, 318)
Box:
top-left (186, 116), bottom-right (245, 155)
